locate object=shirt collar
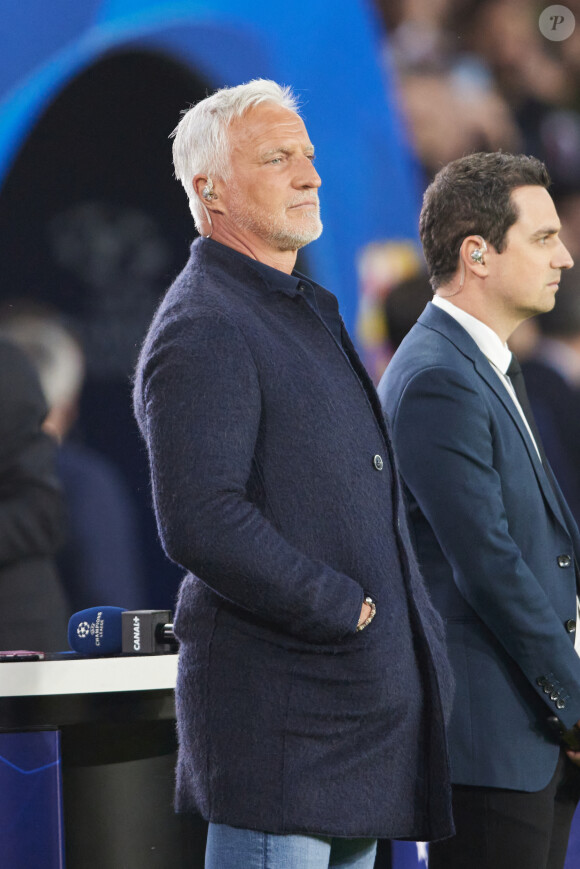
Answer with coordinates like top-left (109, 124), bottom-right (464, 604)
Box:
top-left (201, 238), bottom-right (307, 297)
top-left (431, 295), bottom-right (512, 374)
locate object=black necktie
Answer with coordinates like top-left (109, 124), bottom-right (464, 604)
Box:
top-left (506, 354), bottom-right (550, 470)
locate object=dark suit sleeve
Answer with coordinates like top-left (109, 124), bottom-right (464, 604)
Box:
top-left (139, 314), bottom-right (364, 644)
top-left (389, 363), bottom-right (580, 730)
top-left (0, 341), bottom-right (66, 567)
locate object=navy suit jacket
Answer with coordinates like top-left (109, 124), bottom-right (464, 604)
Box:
top-left (379, 302), bottom-right (580, 792)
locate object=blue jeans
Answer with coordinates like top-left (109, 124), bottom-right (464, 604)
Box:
top-left (205, 822), bottom-right (377, 868)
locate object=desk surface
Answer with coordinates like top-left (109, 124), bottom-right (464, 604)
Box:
top-left (0, 654), bottom-right (178, 698)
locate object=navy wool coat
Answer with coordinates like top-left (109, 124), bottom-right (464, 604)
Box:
top-left (133, 238), bottom-right (454, 840)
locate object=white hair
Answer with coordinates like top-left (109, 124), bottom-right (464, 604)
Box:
top-left (0, 315), bottom-right (84, 409)
top-left (171, 79), bottom-right (300, 231)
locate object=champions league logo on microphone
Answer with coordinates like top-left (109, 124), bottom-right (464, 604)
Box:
top-left (69, 608), bottom-right (113, 652)
top-left (81, 610), bottom-right (105, 647)
top-left (76, 621), bottom-right (90, 639)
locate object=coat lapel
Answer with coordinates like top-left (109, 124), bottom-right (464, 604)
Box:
top-left (419, 304), bottom-right (571, 535)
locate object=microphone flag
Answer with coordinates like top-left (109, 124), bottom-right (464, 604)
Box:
top-left (67, 606), bottom-right (126, 655)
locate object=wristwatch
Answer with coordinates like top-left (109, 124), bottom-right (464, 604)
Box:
top-left (356, 596), bottom-right (376, 632)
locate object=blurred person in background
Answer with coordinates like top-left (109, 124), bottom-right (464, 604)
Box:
top-left (376, 0), bottom-right (521, 179)
top-left (0, 334), bottom-right (68, 650)
top-left (522, 270), bottom-right (580, 529)
top-left (384, 272), bottom-right (433, 353)
top-left (555, 190), bottom-right (580, 261)
top-left (399, 71), bottom-right (520, 179)
top-left (356, 240), bottom-right (424, 380)
top-left (462, 0), bottom-right (580, 192)
top-left (375, 0), bottom-right (580, 190)
top-left (0, 307), bottom-right (146, 612)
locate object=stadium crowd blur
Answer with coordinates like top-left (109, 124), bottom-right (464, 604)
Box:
top-left (358, 0), bottom-right (580, 532)
top-left (376, 0), bottom-right (580, 189)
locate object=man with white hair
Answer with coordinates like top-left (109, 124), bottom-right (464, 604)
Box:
top-left (134, 79), bottom-right (454, 868)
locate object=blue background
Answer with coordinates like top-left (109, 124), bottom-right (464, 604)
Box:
top-left (0, 0), bottom-right (421, 328)
top-left (0, 731), bottom-right (64, 868)
top-left (0, 11), bottom-right (426, 863)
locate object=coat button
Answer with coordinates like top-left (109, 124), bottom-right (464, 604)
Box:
top-left (557, 555), bottom-right (572, 568)
top-left (373, 454), bottom-right (384, 471)
top-left (566, 619), bottom-right (576, 633)
top-left (537, 676), bottom-right (548, 687)
top-left (557, 699), bottom-right (566, 710)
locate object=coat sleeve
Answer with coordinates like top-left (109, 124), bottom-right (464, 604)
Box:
top-left (137, 313), bottom-right (364, 644)
top-left (389, 363), bottom-right (580, 730)
top-left (0, 340), bottom-right (66, 567)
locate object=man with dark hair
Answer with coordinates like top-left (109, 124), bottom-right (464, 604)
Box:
top-left (134, 79), bottom-right (454, 869)
top-left (419, 152), bottom-right (551, 290)
top-left (379, 151), bottom-right (580, 869)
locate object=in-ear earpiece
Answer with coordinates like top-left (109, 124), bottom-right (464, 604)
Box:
top-left (470, 237), bottom-right (488, 265)
top-left (202, 179), bottom-right (215, 201)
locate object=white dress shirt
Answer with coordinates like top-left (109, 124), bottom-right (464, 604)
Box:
top-left (431, 295), bottom-right (541, 459)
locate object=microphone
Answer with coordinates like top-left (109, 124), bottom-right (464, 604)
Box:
top-left (68, 607), bottom-right (177, 656)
